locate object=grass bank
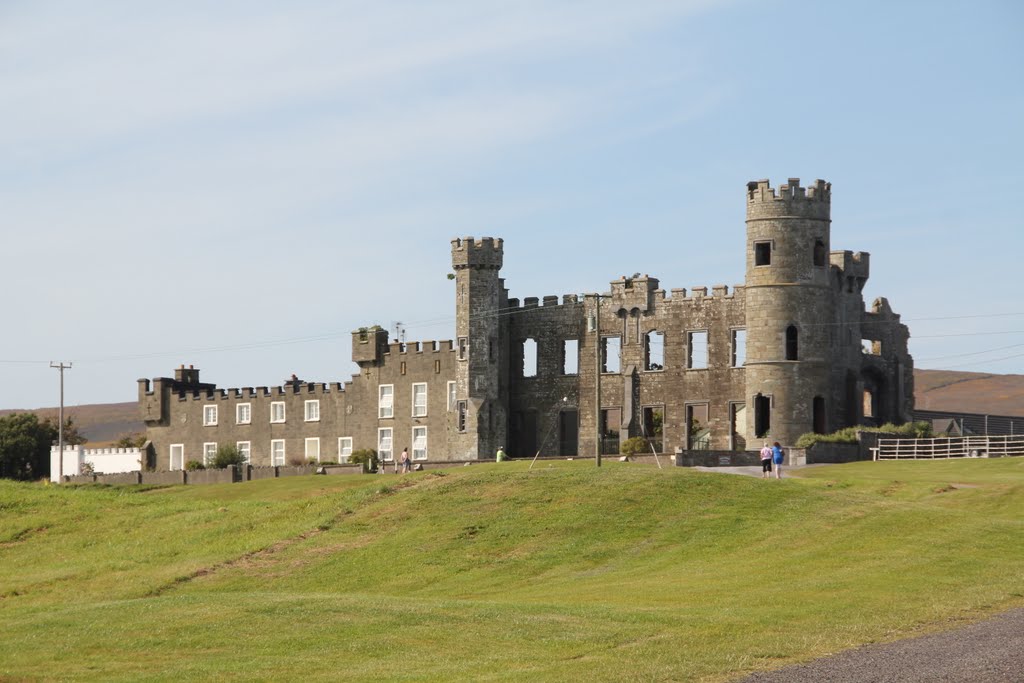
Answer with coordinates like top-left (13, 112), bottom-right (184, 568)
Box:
top-left (1, 458), bottom-right (1022, 681)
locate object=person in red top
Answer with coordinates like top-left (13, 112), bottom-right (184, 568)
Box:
top-left (759, 442), bottom-right (773, 479)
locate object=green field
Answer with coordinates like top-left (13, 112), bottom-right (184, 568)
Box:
top-left (1, 459), bottom-right (1022, 682)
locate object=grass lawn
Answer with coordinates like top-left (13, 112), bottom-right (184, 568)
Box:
top-left (1, 458), bottom-right (1022, 681)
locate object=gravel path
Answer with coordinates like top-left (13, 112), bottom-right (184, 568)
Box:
top-left (738, 608), bottom-right (1024, 682)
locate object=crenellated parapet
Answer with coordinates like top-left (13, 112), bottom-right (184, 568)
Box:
top-left (746, 177), bottom-right (831, 221)
top-left (829, 250), bottom-right (870, 280)
top-left (451, 236), bottom-right (503, 270)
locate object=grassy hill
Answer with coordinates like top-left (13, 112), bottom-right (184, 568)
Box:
top-left (0, 401), bottom-right (142, 445)
top-left (1, 459), bottom-right (1022, 681)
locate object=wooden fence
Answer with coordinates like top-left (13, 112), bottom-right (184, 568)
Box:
top-left (873, 434), bottom-right (1024, 460)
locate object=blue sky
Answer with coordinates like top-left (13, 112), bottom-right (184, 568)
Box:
top-left (2, 0), bottom-right (1022, 409)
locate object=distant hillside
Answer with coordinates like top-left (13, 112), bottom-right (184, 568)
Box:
top-left (2, 369), bottom-right (1021, 445)
top-left (914, 369), bottom-right (1024, 417)
top-left (0, 401), bottom-right (142, 445)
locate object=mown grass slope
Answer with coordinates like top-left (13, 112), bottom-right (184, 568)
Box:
top-left (1, 459), bottom-right (1022, 682)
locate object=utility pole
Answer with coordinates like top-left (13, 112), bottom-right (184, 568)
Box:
top-left (49, 361), bottom-right (71, 482)
top-left (591, 294), bottom-right (602, 468)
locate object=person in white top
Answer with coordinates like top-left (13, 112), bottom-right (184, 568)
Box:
top-left (759, 442), bottom-right (773, 479)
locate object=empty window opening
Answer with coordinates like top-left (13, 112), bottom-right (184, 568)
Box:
top-left (785, 325), bottom-right (798, 361)
top-left (731, 329), bottom-right (746, 367)
top-left (562, 339), bottom-right (579, 375)
top-left (456, 401), bottom-right (468, 432)
top-left (754, 241), bottom-right (771, 266)
top-left (447, 381), bottom-right (456, 411)
top-left (558, 409), bottom-right (579, 456)
top-left (601, 336), bottom-right (621, 373)
top-left (754, 394), bottom-right (771, 439)
top-left (644, 331), bottom-right (664, 371)
top-left (862, 339), bottom-right (882, 355)
top-left (642, 406), bottom-right (665, 453)
top-left (686, 404), bottom-right (710, 450)
top-left (730, 403), bottom-right (747, 451)
top-left (813, 396), bottom-right (826, 434)
top-left (863, 389), bottom-right (876, 418)
top-left (458, 337), bottom-right (468, 360)
top-left (687, 331), bottom-right (708, 369)
top-left (600, 407), bottom-right (621, 455)
top-left (522, 338), bottom-right (538, 377)
top-left (813, 239), bottom-right (826, 267)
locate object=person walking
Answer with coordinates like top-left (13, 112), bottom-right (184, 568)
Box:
top-left (772, 442), bottom-right (785, 479)
top-left (495, 446), bottom-right (507, 462)
top-left (759, 442), bottom-right (773, 479)
top-left (399, 448), bottom-right (410, 474)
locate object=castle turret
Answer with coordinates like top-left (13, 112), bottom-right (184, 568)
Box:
top-left (744, 179), bottom-right (834, 446)
top-left (450, 237), bottom-right (507, 459)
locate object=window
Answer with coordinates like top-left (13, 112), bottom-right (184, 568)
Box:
top-left (643, 406), bottom-right (665, 453)
top-left (447, 381), bottom-right (456, 411)
top-left (813, 396), bottom-right (826, 434)
top-left (412, 383), bottom-right (427, 417)
top-left (203, 442), bottom-right (217, 466)
top-left (169, 444), bottom-right (184, 471)
top-left (754, 241), bottom-right (771, 265)
top-left (601, 336), bottom-right (621, 373)
top-left (412, 426), bottom-right (427, 460)
top-left (237, 441), bottom-right (251, 464)
top-left (270, 401), bottom-right (285, 423)
top-left (862, 339), bottom-right (881, 355)
top-left (305, 437), bottom-right (320, 462)
top-left (600, 407), bottom-right (621, 455)
top-left (863, 389), bottom-right (876, 418)
top-left (523, 339), bottom-right (537, 377)
top-left (304, 400), bottom-right (320, 422)
top-left (785, 325), bottom-right (798, 361)
top-left (378, 428), bottom-right (394, 462)
top-left (338, 437), bottom-right (353, 463)
top-left (458, 337), bottom-right (468, 360)
top-left (378, 384), bottom-right (394, 419)
top-left (731, 329), bottom-right (747, 367)
top-left (685, 404), bottom-right (709, 450)
top-left (687, 331), bottom-right (708, 369)
top-left (730, 403), bottom-right (747, 451)
top-left (457, 401), bottom-right (468, 432)
top-left (644, 331), bottom-right (664, 371)
top-left (236, 403), bottom-right (251, 425)
top-left (562, 340), bottom-right (579, 375)
top-left (813, 239), bottom-right (826, 267)
top-left (271, 439), bottom-right (285, 466)
top-left (203, 405), bottom-right (218, 426)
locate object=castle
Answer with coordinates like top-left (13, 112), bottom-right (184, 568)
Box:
top-left (138, 178), bottom-right (913, 468)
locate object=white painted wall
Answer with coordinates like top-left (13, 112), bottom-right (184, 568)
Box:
top-left (50, 446), bottom-right (143, 482)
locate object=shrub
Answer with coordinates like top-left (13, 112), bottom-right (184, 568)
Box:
top-left (287, 456), bottom-right (306, 467)
top-left (620, 437), bottom-right (650, 457)
top-left (349, 448), bottom-right (379, 472)
top-left (795, 421), bottom-right (933, 449)
top-left (185, 460), bottom-right (205, 471)
top-left (212, 444), bottom-right (246, 469)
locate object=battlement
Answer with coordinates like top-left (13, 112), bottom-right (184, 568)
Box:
top-left (829, 250), bottom-right (870, 280)
top-left (746, 178), bottom-right (831, 221)
top-left (505, 294), bottom-right (584, 311)
top-left (451, 236), bottom-right (503, 270)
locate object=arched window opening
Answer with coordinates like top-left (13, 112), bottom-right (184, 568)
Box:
top-left (785, 325), bottom-right (798, 361)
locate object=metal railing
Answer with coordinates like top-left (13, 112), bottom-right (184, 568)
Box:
top-left (872, 435), bottom-right (1024, 460)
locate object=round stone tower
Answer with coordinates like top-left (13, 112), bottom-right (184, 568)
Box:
top-left (744, 178), bottom-right (833, 447)
top-left (450, 237), bottom-right (506, 460)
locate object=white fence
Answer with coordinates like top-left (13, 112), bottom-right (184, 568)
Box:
top-left (873, 435), bottom-right (1024, 460)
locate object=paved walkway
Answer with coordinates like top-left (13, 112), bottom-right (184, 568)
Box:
top-left (693, 463), bottom-right (829, 478)
top-left (738, 607), bottom-right (1024, 682)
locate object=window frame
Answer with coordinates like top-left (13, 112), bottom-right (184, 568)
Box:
top-left (236, 441), bottom-right (251, 465)
top-left (203, 442), bottom-right (218, 466)
top-left (731, 328), bottom-right (747, 368)
top-left (378, 384), bottom-right (394, 419)
top-left (412, 383), bottom-right (428, 417)
top-left (270, 401), bottom-right (286, 424)
top-left (202, 404), bottom-right (218, 426)
top-left (305, 437), bottom-right (320, 462)
top-left (687, 330), bottom-right (709, 370)
top-left (338, 437), bottom-right (353, 463)
top-left (236, 402), bottom-right (251, 425)
top-left (754, 240), bottom-right (772, 266)
top-left (304, 399), bottom-right (320, 422)
top-left (412, 426), bottom-right (427, 461)
top-left (456, 400), bottom-right (468, 432)
top-left (169, 444), bottom-right (184, 471)
top-left (378, 427), bottom-right (394, 462)
top-left (271, 439), bottom-right (286, 466)
top-left (447, 381), bottom-right (456, 411)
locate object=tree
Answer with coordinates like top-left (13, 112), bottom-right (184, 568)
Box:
top-left (43, 415), bottom-right (87, 447)
top-left (0, 413), bottom-right (58, 481)
top-left (212, 444), bottom-right (246, 469)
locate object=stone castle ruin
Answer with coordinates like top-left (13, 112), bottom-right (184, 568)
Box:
top-left (139, 178), bottom-right (913, 468)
